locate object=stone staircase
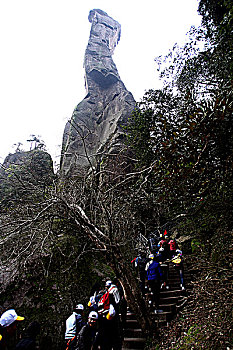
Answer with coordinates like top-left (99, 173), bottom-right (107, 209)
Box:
top-left (122, 262), bottom-right (190, 349)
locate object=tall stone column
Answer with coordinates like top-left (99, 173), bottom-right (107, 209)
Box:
top-left (61, 9), bottom-right (135, 174)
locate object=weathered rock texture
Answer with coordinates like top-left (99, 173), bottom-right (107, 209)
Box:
top-left (61, 9), bottom-right (136, 174)
top-left (0, 150), bottom-right (54, 206)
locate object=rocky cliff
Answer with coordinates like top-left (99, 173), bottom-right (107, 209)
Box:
top-left (0, 150), bottom-right (54, 207)
top-left (60, 9), bottom-right (136, 174)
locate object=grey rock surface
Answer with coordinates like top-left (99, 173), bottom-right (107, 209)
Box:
top-left (61, 9), bottom-right (136, 174)
top-left (0, 150), bottom-right (54, 205)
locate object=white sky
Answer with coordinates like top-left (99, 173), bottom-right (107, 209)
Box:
top-left (0, 0), bottom-right (202, 168)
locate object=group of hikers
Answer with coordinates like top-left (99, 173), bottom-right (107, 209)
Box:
top-left (64, 279), bottom-right (127, 350)
top-left (133, 230), bottom-right (185, 314)
top-left (0, 279), bottom-right (126, 350)
top-left (0, 230), bottom-right (185, 350)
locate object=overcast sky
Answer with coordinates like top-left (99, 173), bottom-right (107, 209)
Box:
top-left (0, 0), bottom-right (202, 167)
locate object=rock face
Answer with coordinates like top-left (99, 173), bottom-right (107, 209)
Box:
top-left (0, 150), bottom-right (54, 206)
top-left (61, 9), bottom-right (136, 174)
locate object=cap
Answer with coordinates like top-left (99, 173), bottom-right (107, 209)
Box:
top-left (0, 309), bottom-right (24, 328)
top-left (88, 311), bottom-right (98, 320)
top-left (75, 304), bottom-right (84, 311)
top-left (105, 280), bottom-right (112, 287)
top-left (149, 254), bottom-right (154, 259)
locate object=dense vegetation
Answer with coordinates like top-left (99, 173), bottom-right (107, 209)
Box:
top-left (123, 0), bottom-right (233, 347)
top-left (0, 0), bottom-right (232, 349)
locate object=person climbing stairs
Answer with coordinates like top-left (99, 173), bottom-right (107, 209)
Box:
top-left (122, 261), bottom-right (190, 349)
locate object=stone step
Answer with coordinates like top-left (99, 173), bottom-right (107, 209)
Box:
top-left (126, 312), bottom-right (137, 320)
top-left (160, 289), bottom-right (186, 297)
top-left (148, 287), bottom-right (184, 294)
top-left (124, 328), bottom-right (143, 338)
top-left (168, 271), bottom-right (191, 280)
top-left (152, 318), bottom-right (167, 327)
top-left (149, 305), bottom-right (176, 317)
top-left (167, 276), bottom-right (182, 281)
top-left (123, 337), bottom-right (147, 349)
top-left (164, 284), bottom-right (183, 290)
top-left (159, 303), bottom-right (176, 312)
top-left (125, 319), bottom-right (141, 329)
top-left (126, 309), bottom-right (173, 323)
top-left (122, 266), bottom-right (190, 349)
top-left (160, 295), bottom-right (180, 303)
top-left (145, 288), bottom-right (185, 300)
top-left (151, 311), bottom-right (172, 321)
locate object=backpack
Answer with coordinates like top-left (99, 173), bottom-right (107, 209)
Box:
top-left (147, 261), bottom-right (161, 281)
top-left (169, 239), bottom-right (177, 251)
top-left (98, 291), bottom-right (110, 313)
top-left (159, 239), bottom-right (169, 255)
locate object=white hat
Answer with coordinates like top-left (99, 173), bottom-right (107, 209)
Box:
top-left (0, 309), bottom-right (24, 328)
top-left (149, 254), bottom-right (154, 259)
top-left (75, 304), bottom-right (84, 311)
top-left (105, 280), bottom-right (112, 287)
top-left (88, 311), bottom-right (98, 320)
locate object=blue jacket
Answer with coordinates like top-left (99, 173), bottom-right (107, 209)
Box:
top-left (146, 260), bottom-right (163, 281)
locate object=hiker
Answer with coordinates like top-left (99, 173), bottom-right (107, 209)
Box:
top-left (105, 281), bottom-right (120, 312)
top-left (145, 254), bottom-right (163, 314)
top-left (172, 249), bottom-right (185, 290)
top-left (168, 237), bottom-right (179, 259)
top-left (158, 232), bottom-right (170, 289)
top-left (65, 304), bottom-right (85, 350)
top-left (148, 234), bottom-right (159, 255)
top-left (158, 231), bottom-right (170, 260)
top-left (74, 311), bottom-right (99, 350)
top-left (15, 321), bottom-right (40, 350)
top-left (98, 305), bottom-right (120, 350)
top-left (134, 251), bottom-right (148, 295)
top-left (156, 247), bottom-right (169, 290)
top-left (0, 309), bottom-right (24, 350)
top-left (98, 283), bottom-right (121, 349)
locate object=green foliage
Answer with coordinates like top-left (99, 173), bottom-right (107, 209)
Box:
top-left (175, 324), bottom-right (204, 349)
top-left (124, 0), bottom-right (233, 235)
top-left (191, 239), bottom-right (204, 253)
top-left (124, 106), bottom-right (154, 167)
top-left (125, 83), bottom-right (233, 233)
